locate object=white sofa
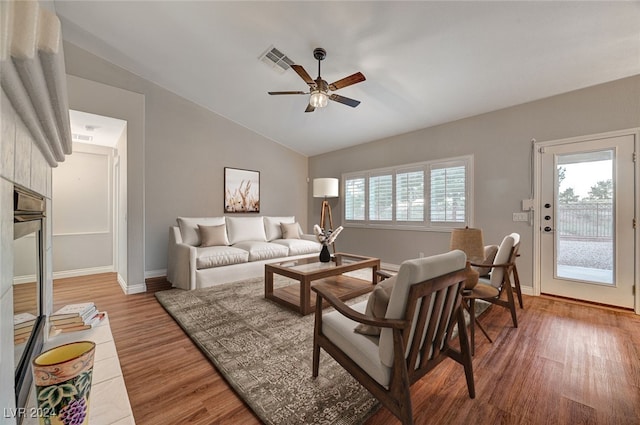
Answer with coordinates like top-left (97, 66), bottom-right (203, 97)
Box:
top-left (167, 216), bottom-right (322, 290)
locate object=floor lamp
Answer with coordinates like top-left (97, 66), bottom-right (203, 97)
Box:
top-left (313, 178), bottom-right (339, 251)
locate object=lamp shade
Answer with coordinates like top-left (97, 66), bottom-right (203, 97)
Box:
top-left (313, 178), bottom-right (339, 198)
top-left (449, 227), bottom-right (484, 262)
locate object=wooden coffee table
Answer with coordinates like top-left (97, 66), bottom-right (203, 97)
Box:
top-left (265, 253), bottom-right (380, 315)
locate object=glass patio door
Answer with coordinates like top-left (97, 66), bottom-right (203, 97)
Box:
top-left (540, 134), bottom-right (635, 308)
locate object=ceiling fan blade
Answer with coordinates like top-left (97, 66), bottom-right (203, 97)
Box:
top-left (291, 65), bottom-right (316, 88)
top-left (268, 91), bottom-right (307, 95)
top-left (305, 103), bottom-right (316, 113)
top-left (329, 93), bottom-right (361, 108)
top-left (328, 72), bottom-right (366, 91)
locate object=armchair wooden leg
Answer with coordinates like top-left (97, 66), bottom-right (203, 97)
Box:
top-left (512, 264), bottom-right (523, 308)
top-left (468, 298), bottom-right (476, 356)
top-left (312, 341), bottom-right (320, 378)
top-left (456, 308), bottom-right (476, 399)
top-left (504, 280), bottom-right (518, 328)
top-left (312, 294), bottom-right (323, 378)
top-left (391, 329), bottom-right (414, 425)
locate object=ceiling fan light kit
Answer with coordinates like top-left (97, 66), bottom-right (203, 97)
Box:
top-left (309, 90), bottom-right (328, 108)
top-left (268, 47), bottom-right (365, 112)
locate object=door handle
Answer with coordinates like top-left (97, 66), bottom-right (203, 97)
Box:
top-left (544, 226), bottom-right (553, 232)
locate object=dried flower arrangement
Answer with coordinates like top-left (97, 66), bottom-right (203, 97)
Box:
top-left (313, 225), bottom-right (344, 246)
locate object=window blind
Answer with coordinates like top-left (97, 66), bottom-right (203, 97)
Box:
top-left (369, 174), bottom-right (393, 221)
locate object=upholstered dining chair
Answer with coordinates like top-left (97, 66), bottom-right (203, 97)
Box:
top-left (312, 250), bottom-right (474, 425)
top-left (465, 233), bottom-right (520, 354)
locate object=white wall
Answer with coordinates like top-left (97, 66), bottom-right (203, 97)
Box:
top-left (65, 75), bottom-right (145, 294)
top-left (308, 75), bottom-right (640, 291)
top-left (114, 126), bottom-right (127, 286)
top-left (52, 142), bottom-right (114, 276)
top-left (62, 41), bottom-right (310, 278)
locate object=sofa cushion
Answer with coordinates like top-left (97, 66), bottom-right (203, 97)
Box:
top-left (198, 224), bottom-right (229, 247)
top-left (264, 216), bottom-right (295, 241)
top-left (226, 216), bottom-right (267, 244)
top-left (232, 241), bottom-right (289, 261)
top-left (281, 222), bottom-right (301, 239)
top-left (271, 239), bottom-right (321, 256)
top-left (178, 217), bottom-right (225, 246)
top-left (195, 246), bottom-right (249, 269)
top-left (322, 301), bottom-right (391, 387)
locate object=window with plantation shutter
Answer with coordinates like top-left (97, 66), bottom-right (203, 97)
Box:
top-left (369, 174), bottom-right (393, 221)
top-left (430, 163), bottom-right (466, 224)
top-left (344, 177), bottom-right (365, 220)
top-left (342, 155), bottom-right (472, 229)
top-left (396, 170), bottom-right (424, 222)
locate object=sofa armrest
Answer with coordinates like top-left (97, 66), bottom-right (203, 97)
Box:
top-left (167, 226), bottom-right (197, 290)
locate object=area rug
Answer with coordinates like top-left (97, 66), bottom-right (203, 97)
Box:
top-left (155, 275), bottom-right (490, 425)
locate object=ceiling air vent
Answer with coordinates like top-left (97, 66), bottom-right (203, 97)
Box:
top-left (259, 45), bottom-right (295, 74)
top-left (72, 133), bottom-right (93, 142)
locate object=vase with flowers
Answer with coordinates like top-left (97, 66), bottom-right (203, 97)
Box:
top-left (313, 225), bottom-right (344, 262)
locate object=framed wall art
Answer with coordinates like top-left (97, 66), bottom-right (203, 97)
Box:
top-left (224, 167), bottom-right (260, 213)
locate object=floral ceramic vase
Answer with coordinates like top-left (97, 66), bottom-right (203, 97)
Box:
top-left (319, 244), bottom-right (331, 262)
top-left (32, 341), bottom-right (96, 425)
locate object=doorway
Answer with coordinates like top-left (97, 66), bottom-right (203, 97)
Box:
top-left (52, 110), bottom-right (128, 285)
top-left (535, 130), bottom-right (638, 311)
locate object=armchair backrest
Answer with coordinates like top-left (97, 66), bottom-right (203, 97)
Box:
top-left (379, 250), bottom-right (467, 368)
top-left (488, 233), bottom-right (519, 288)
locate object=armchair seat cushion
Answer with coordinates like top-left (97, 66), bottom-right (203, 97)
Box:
top-left (271, 239), bottom-right (321, 256)
top-left (322, 301), bottom-right (391, 387)
top-left (196, 246), bottom-right (249, 269)
top-left (232, 241), bottom-right (289, 261)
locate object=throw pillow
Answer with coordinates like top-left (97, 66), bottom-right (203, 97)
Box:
top-left (177, 216), bottom-right (225, 246)
top-left (472, 244), bottom-right (499, 277)
top-left (354, 275), bottom-right (397, 336)
top-left (280, 222), bottom-right (301, 239)
top-left (264, 216), bottom-right (295, 241)
top-left (198, 224), bottom-right (229, 247)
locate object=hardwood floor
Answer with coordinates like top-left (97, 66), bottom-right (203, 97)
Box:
top-left (52, 273), bottom-right (640, 425)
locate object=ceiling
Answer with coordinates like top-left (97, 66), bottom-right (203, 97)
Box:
top-left (69, 110), bottom-right (126, 148)
top-left (53, 1), bottom-right (640, 157)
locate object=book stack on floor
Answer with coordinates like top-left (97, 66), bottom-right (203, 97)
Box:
top-left (14, 312), bottom-right (37, 345)
top-left (50, 302), bottom-right (106, 334)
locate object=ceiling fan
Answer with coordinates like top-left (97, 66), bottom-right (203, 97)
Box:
top-left (268, 47), bottom-right (366, 113)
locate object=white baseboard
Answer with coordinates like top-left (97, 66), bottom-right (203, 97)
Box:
top-left (521, 285), bottom-right (535, 296)
top-left (145, 269), bottom-right (167, 279)
top-left (116, 273), bottom-right (146, 294)
top-left (14, 274), bottom-right (37, 285)
top-left (381, 262), bottom-right (400, 272)
top-left (124, 282), bottom-right (146, 294)
top-left (53, 266), bottom-right (114, 280)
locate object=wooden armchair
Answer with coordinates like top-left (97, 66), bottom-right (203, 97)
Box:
top-left (465, 233), bottom-right (520, 354)
top-left (312, 251), bottom-right (474, 425)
